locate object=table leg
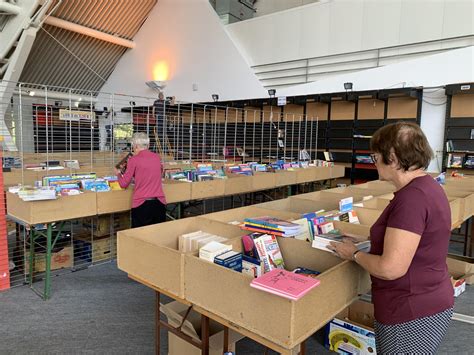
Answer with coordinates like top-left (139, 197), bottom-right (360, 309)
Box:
top-left (201, 314), bottom-right (209, 355)
top-left (470, 217), bottom-right (473, 257)
top-left (300, 340), bottom-right (306, 355)
top-left (156, 291), bottom-right (161, 355)
top-left (44, 223), bottom-right (52, 300)
top-left (223, 326), bottom-right (229, 352)
top-left (28, 228), bottom-right (35, 286)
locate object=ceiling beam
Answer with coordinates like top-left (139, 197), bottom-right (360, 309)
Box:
top-left (44, 16), bottom-right (135, 49)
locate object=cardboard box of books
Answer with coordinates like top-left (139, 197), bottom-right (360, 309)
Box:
top-left (252, 171), bottom-right (276, 191)
top-left (447, 254), bottom-right (474, 285)
top-left (325, 300), bottom-right (376, 355)
top-left (7, 191), bottom-right (97, 224)
top-left (3, 170), bottom-right (39, 186)
top-left (274, 170), bottom-right (297, 187)
top-left (257, 196), bottom-right (339, 216)
top-left (348, 182), bottom-right (395, 196)
top-left (295, 167), bottom-right (318, 184)
top-left (162, 300), bottom-right (244, 355)
top-left (330, 165), bottom-right (345, 179)
top-left (184, 237), bottom-right (370, 349)
top-left (200, 205), bottom-right (301, 226)
top-left (96, 189), bottom-right (133, 214)
top-left (163, 179), bottom-right (191, 203)
top-left (191, 179), bottom-right (226, 200)
top-left (318, 188), bottom-right (375, 202)
top-left (224, 174), bottom-right (253, 196)
top-left (25, 246), bottom-right (73, 273)
top-left (359, 197), bottom-right (390, 210)
top-left (117, 217), bottom-right (245, 298)
top-left (443, 187), bottom-right (474, 221)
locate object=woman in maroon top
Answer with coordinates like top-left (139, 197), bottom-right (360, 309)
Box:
top-left (330, 122), bottom-right (454, 354)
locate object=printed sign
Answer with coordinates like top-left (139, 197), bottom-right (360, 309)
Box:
top-left (59, 109), bottom-right (95, 122)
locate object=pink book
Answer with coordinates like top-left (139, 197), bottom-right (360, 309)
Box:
top-left (250, 269), bottom-right (320, 301)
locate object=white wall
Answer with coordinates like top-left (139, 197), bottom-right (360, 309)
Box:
top-left (227, 0), bottom-right (474, 66)
top-left (98, 0), bottom-right (266, 106)
top-left (420, 88), bottom-right (447, 173)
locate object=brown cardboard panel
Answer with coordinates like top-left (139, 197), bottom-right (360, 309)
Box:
top-left (448, 197), bottom-right (463, 228)
top-left (295, 167), bottom-right (318, 184)
top-left (191, 179), bottom-right (226, 200)
top-left (306, 102), bottom-right (328, 121)
top-left (451, 94), bottom-right (474, 118)
top-left (387, 97), bottom-right (418, 119)
top-left (184, 237), bottom-right (366, 348)
top-left (330, 165), bottom-right (345, 179)
top-left (244, 106), bottom-right (262, 123)
top-left (447, 254), bottom-right (474, 284)
top-left (361, 198), bottom-right (390, 210)
top-left (117, 217), bottom-right (245, 298)
top-left (443, 187), bottom-right (474, 221)
top-left (163, 180), bottom-right (192, 203)
top-left (181, 110), bottom-right (193, 123)
top-left (352, 207), bottom-right (382, 226)
top-left (3, 170), bottom-right (38, 186)
top-left (283, 104), bottom-right (304, 116)
top-left (96, 189), bottom-right (133, 214)
top-left (357, 99), bottom-right (385, 120)
top-left (262, 105), bottom-right (282, 122)
top-left (224, 175), bottom-right (253, 195)
top-left (331, 101), bottom-right (355, 120)
top-left (252, 172), bottom-right (277, 190)
top-left (274, 170), bottom-right (297, 187)
top-left (7, 192), bottom-right (97, 224)
top-left (259, 196), bottom-right (339, 215)
top-left (201, 205), bottom-right (301, 225)
top-left (333, 220), bottom-right (371, 239)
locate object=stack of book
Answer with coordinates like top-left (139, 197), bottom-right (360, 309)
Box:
top-left (17, 186), bottom-right (57, 201)
top-left (241, 216), bottom-right (303, 237)
top-left (179, 231), bottom-right (227, 252)
top-left (250, 269), bottom-right (320, 301)
top-left (311, 228), bottom-right (370, 253)
top-left (199, 241), bottom-right (232, 262)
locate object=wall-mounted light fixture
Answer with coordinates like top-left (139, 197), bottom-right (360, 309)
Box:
top-left (268, 89), bottom-right (276, 98)
top-left (212, 94), bottom-right (219, 102)
top-left (146, 80), bottom-right (166, 91)
top-left (344, 82), bottom-right (353, 92)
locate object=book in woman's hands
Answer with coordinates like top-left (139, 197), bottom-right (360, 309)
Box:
top-left (312, 229), bottom-right (370, 252)
top-left (115, 152), bottom-right (133, 174)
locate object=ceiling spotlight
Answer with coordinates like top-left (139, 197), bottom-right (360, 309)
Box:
top-left (212, 94), bottom-right (219, 102)
top-left (268, 89), bottom-right (276, 98)
top-left (146, 80), bottom-right (166, 91)
top-left (344, 82), bottom-right (353, 91)
top-left (28, 90), bottom-right (35, 97)
top-left (129, 101), bottom-right (136, 106)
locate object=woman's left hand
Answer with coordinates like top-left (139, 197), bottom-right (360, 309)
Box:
top-left (328, 238), bottom-right (358, 260)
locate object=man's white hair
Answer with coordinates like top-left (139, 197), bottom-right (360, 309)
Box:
top-left (131, 132), bottom-right (150, 148)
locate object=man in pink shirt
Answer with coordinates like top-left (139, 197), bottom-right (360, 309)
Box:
top-left (114, 132), bottom-right (167, 228)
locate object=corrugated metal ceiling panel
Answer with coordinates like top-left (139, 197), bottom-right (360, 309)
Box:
top-left (18, 0), bottom-right (156, 93)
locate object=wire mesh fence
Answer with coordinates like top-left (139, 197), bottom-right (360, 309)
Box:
top-left (1, 80), bottom-right (325, 289)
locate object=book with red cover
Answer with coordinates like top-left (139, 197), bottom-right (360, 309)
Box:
top-left (250, 269), bottom-right (320, 301)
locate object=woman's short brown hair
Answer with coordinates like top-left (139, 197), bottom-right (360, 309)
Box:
top-left (370, 121), bottom-right (433, 171)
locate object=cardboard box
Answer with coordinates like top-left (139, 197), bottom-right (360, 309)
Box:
top-left (295, 167), bottom-right (318, 184)
top-left (96, 189), bottom-right (133, 214)
top-left (83, 212), bottom-right (130, 237)
top-left (191, 179), bottom-right (226, 200)
top-left (200, 205), bottom-right (301, 225)
top-left (74, 235), bottom-right (116, 263)
top-left (325, 300), bottom-right (376, 355)
top-left (224, 175), bottom-right (252, 196)
top-left (451, 277), bottom-right (466, 297)
top-left (26, 246), bottom-right (73, 273)
top-left (117, 217), bottom-right (245, 298)
top-left (274, 170), bottom-right (297, 187)
top-left (7, 191), bottom-right (97, 224)
top-left (257, 196), bottom-right (339, 215)
top-left (447, 254), bottom-right (474, 285)
top-left (163, 180), bottom-right (192, 203)
top-left (3, 170), bottom-right (38, 186)
top-left (252, 171), bottom-right (276, 191)
top-left (443, 187), bottom-right (474, 221)
top-left (330, 165), bottom-right (346, 179)
top-left (184, 237), bottom-right (370, 349)
top-left (162, 300), bottom-right (244, 355)
top-left (360, 197), bottom-right (390, 210)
